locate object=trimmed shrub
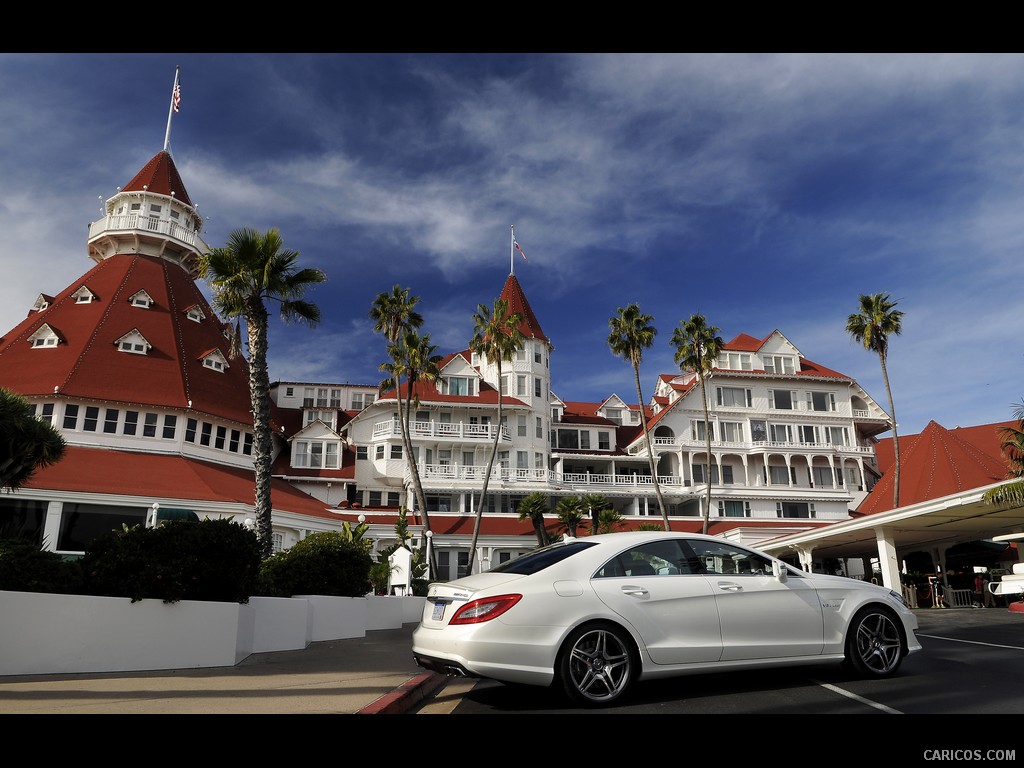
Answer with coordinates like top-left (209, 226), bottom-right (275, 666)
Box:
top-left (0, 539), bottom-right (82, 594)
top-left (256, 531), bottom-right (372, 597)
top-left (80, 519), bottom-right (261, 603)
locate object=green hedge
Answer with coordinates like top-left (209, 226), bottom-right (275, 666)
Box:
top-left (256, 531), bottom-right (373, 597)
top-left (79, 519), bottom-right (261, 603)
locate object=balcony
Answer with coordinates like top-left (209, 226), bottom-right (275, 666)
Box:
top-left (372, 419), bottom-right (510, 442)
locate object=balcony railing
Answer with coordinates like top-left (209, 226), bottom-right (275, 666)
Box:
top-left (89, 214), bottom-right (208, 252)
top-left (372, 419), bottom-right (510, 442)
top-left (628, 435), bottom-right (874, 456)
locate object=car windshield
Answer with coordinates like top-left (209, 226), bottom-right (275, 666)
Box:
top-left (489, 541), bottom-right (597, 575)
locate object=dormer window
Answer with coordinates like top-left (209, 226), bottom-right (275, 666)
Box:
top-left (72, 286), bottom-right (96, 304)
top-left (200, 349), bottom-right (230, 372)
top-left (28, 323), bottom-right (61, 348)
top-left (763, 355), bottom-right (796, 375)
top-left (129, 290), bottom-right (153, 308)
top-left (31, 294), bottom-right (52, 313)
top-left (443, 376), bottom-right (476, 396)
top-left (115, 329), bottom-right (152, 355)
top-left (184, 305), bottom-right (206, 323)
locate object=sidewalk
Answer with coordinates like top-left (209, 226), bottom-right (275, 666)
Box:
top-left (0, 623), bottom-right (450, 715)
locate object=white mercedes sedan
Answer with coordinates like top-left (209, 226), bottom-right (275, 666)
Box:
top-left (412, 531), bottom-right (921, 706)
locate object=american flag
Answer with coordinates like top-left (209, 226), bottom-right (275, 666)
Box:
top-left (172, 82), bottom-right (181, 113)
top-left (514, 238), bottom-right (527, 261)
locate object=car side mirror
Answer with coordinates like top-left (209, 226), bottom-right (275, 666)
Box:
top-left (772, 560), bottom-right (788, 583)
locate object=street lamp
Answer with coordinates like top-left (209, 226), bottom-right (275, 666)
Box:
top-left (425, 530), bottom-right (433, 580)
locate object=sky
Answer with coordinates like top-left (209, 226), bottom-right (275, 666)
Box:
top-left (1, 52), bottom-right (1022, 438)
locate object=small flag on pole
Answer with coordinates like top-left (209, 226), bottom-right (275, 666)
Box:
top-left (514, 238), bottom-right (527, 262)
top-left (172, 81), bottom-right (181, 113)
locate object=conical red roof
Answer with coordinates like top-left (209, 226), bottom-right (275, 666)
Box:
top-left (499, 273), bottom-right (548, 343)
top-left (122, 150), bottom-right (194, 208)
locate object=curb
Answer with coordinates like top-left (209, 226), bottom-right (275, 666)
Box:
top-left (357, 672), bottom-right (449, 715)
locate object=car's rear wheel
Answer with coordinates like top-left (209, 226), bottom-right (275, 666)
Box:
top-left (557, 623), bottom-right (635, 705)
top-left (844, 606), bottom-right (905, 677)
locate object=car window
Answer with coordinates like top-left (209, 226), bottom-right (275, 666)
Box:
top-left (686, 538), bottom-right (773, 576)
top-left (595, 540), bottom-right (704, 578)
top-left (489, 541), bottom-right (597, 574)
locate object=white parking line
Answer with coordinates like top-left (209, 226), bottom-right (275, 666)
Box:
top-left (917, 633), bottom-right (1024, 651)
top-left (812, 681), bottom-right (903, 714)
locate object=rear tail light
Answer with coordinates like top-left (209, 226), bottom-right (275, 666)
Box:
top-left (449, 594), bottom-right (522, 624)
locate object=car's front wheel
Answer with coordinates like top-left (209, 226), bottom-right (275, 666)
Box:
top-left (557, 623), bottom-right (635, 705)
top-left (844, 606), bottom-right (905, 677)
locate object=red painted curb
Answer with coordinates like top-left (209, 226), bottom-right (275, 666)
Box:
top-left (357, 672), bottom-right (449, 715)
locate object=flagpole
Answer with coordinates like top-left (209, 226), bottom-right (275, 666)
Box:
top-left (510, 224), bottom-right (515, 275)
top-left (163, 66), bottom-right (180, 153)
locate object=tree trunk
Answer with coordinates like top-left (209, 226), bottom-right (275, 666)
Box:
top-left (880, 353), bottom-right (901, 509)
top-left (634, 363), bottom-right (669, 530)
top-left (247, 304), bottom-right (274, 560)
top-left (467, 362), bottom-right (503, 575)
top-left (700, 375), bottom-right (713, 535)
top-left (400, 376), bottom-right (435, 574)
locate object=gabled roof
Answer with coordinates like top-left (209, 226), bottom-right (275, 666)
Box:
top-left (499, 274), bottom-right (548, 343)
top-left (0, 253), bottom-right (254, 425)
top-left (122, 150), bottom-right (194, 208)
top-left (859, 420), bottom-right (1016, 514)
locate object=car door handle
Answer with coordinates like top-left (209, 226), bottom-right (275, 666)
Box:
top-left (621, 585), bottom-right (649, 597)
top-left (717, 581), bottom-right (743, 592)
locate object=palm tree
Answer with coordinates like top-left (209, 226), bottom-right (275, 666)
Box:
top-left (0, 388), bottom-right (66, 491)
top-left (517, 491), bottom-right (550, 547)
top-left (984, 400), bottom-right (1024, 507)
top-left (670, 314), bottom-right (724, 535)
top-left (555, 496), bottom-right (587, 537)
top-left (370, 287), bottom-right (434, 549)
top-left (596, 507), bottom-right (625, 534)
top-left (200, 227), bottom-right (326, 559)
top-left (847, 293), bottom-right (905, 509)
top-left (581, 492), bottom-right (612, 535)
top-left (465, 297), bottom-right (526, 574)
top-left (608, 304), bottom-right (669, 530)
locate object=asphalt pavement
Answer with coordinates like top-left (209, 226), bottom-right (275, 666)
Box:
top-left (0, 607), bottom-right (1019, 715)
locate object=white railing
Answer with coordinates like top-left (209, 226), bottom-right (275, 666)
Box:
top-left (372, 419), bottom-right (510, 442)
top-left (89, 214), bottom-right (208, 251)
top-left (415, 464), bottom-right (692, 490)
top-left (629, 436), bottom-right (873, 456)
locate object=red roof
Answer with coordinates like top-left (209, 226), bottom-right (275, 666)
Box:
top-left (24, 446), bottom-right (337, 520)
top-left (499, 273), bottom-right (548, 343)
top-left (0, 253), bottom-right (254, 425)
top-left (122, 151), bottom-right (194, 208)
top-left (859, 419), bottom-right (1016, 514)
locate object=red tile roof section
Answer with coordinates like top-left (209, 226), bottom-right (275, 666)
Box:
top-left (0, 253), bottom-right (255, 425)
top-left (499, 273), bottom-right (548, 343)
top-left (859, 420), bottom-right (1016, 514)
top-left (122, 151), bottom-right (194, 208)
top-left (25, 446), bottom-right (337, 520)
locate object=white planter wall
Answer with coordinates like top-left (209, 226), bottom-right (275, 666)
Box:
top-left (0, 590), bottom-right (424, 676)
top-left (0, 590), bottom-right (245, 676)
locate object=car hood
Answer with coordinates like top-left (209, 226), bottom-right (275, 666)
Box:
top-left (428, 572), bottom-right (526, 598)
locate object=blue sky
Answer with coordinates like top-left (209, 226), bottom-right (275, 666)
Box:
top-left (1, 52), bottom-right (1022, 437)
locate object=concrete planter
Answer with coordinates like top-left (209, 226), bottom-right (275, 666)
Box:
top-left (248, 596), bottom-right (311, 652)
top-left (0, 589), bottom-right (247, 676)
top-left (294, 594), bottom-right (369, 641)
top-left (367, 594), bottom-right (406, 630)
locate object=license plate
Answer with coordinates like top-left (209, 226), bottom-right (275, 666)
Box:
top-left (431, 601), bottom-right (446, 621)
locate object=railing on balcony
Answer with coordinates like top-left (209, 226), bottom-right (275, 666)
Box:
top-left (89, 214), bottom-right (208, 251)
top-left (629, 435), bottom-right (874, 456)
top-left (416, 464), bottom-right (692, 490)
top-left (372, 419), bottom-right (510, 442)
